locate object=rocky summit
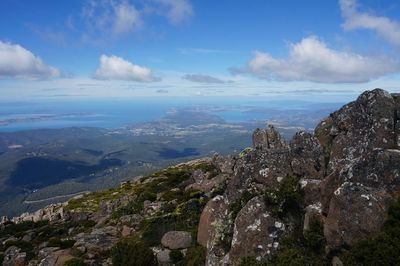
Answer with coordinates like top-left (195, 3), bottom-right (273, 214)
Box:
top-left (1, 88), bottom-right (400, 266)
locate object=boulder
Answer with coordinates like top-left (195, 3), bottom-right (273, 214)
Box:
top-left (161, 231), bottom-right (192, 250)
top-left (197, 195), bottom-right (230, 266)
top-left (3, 246), bottom-right (27, 266)
top-left (156, 249), bottom-right (171, 265)
top-left (252, 124), bottom-right (286, 150)
top-left (229, 196), bottom-right (285, 265)
top-left (38, 249), bottom-right (74, 266)
top-left (324, 183), bottom-right (392, 249)
top-left (197, 195), bottom-right (229, 247)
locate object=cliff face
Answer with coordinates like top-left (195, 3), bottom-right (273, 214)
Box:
top-left (1, 88), bottom-right (400, 266)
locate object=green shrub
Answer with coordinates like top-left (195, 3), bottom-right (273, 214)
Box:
top-left (193, 163), bottom-right (221, 179)
top-left (263, 175), bottom-right (303, 216)
top-left (140, 198), bottom-right (205, 246)
top-left (239, 256), bottom-right (269, 266)
top-left (111, 237), bottom-right (157, 266)
top-left (47, 237), bottom-right (76, 249)
top-left (229, 190), bottom-right (256, 220)
top-left (209, 178), bottom-right (228, 198)
top-left (0, 220), bottom-right (48, 238)
top-left (304, 220), bottom-right (325, 254)
top-left (178, 245), bottom-right (206, 266)
top-left (63, 257), bottom-right (86, 266)
top-left (169, 249), bottom-right (184, 264)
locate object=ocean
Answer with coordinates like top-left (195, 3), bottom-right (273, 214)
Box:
top-left (0, 96), bottom-right (351, 132)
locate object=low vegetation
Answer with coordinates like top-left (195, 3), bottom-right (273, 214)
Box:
top-left (263, 175), bottom-right (304, 216)
top-left (111, 237), bottom-right (157, 266)
top-left (63, 258), bottom-right (86, 266)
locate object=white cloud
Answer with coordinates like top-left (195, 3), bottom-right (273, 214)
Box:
top-left (82, 0), bottom-right (142, 37)
top-left (112, 1), bottom-right (142, 34)
top-left (94, 55), bottom-right (160, 82)
top-left (183, 74), bottom-right (229, 84)
top-left (340, 0), bottom-right (400, 47)
top-left (234, 36), bottom-right (399, 83)
top-left (0, 41), bottom-right (60, 79)
top-left (153, 0), bottom-right (193, 24)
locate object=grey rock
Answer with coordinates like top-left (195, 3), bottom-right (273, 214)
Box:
top-left (156, 249), bottom-right (171, 265)
top-left (252, 124), bottom-right (286, 150)
top-left (161, 231), bottom-right (192, 250)
top-left (229, 196), bottom-right (285, 265)
top-left (3, 246), bottom-right (27, 266)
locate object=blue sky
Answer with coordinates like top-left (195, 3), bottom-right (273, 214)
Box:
top-left (0, 0), bottom-right (400, 100)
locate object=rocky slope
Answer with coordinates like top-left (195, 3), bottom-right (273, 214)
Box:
top-left (1, 88), bottom-right (400, 266)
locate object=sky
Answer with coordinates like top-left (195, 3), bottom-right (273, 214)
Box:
top-left (0, 0), bottom-right (400, 100)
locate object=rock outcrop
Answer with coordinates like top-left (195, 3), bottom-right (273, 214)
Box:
top-left (1, 88), bottom-right (399, 266)
top-left (197, 88), bottom-right (400, 264)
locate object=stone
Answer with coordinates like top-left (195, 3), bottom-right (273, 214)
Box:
top-left (161, 231), bottom-right (192, 250)
top-left (324, 183), bottom-right (392, 249)
top-left (39, 249), bottom-right (74, 266)
top-left (38, 247), bottom-right (60, 258)
top-left (213, 154), bottom-right (235, 174)
top-left (229, 196), bottom-right (285, 265)
top-left (156, 249), bottom-right (171, 265)
top-left (252, 124), bottom-right (286, 150)
top-left (3, 246), bottom-right (27, 266)
top-left (197, 195), bottom-right (229, 247)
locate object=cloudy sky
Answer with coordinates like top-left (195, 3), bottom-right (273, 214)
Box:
top-left (0, 0), bottom-right (400, 99)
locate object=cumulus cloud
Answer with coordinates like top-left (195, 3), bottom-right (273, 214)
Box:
top-left (153, 0), bottom-right (193, 24)
top-left (0, 41), bottom-right (60, 79)
top-left (340, 0), bottom-right (400, 47)
top-left (94, 55), bottom-right (160, 82)
top-left (183, 74), bottom-right (229, 84)
top-left (233, 36), bottom-right (400, 83)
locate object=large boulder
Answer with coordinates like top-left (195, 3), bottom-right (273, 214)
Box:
top-left (197, 195), bottom-right (230, 266)
top-left (324, 183), bottom-right (392, 249)
top-left (161, 231), bottom-right (192, 250)
top-left (229, 196), bottom-right (285, 265)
